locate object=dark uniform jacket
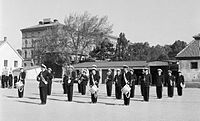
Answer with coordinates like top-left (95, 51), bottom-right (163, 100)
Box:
top-left (89, 72), bottom-right (100, 87)
top-left (121, 72), bottom-right (131, 87)
top-left (106, 74), bottom-right (113, 85)
top-left (63, 71), bottom-right (76, 86)
top-left (176, 75), bottom-right (184, 87)
top-left (37, 70), bottom-right (50, 87)
top-left (167, 75), bottom-right (175, 87)
top-left (114, 74), bottom-right (122, 87)
top-left (130, 73), bottom-right (137, 86)
top-left (156, 75), bottom-right (164, 87)
top-left (19, 71), bottom-right (26, 84)
top-left (79, 74), bottom-right (88, 85)
top-left (141, 74), bottom-right (152, 87)
top-left (48, 73), bottom-right (53, 84)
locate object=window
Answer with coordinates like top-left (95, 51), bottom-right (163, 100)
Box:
top-left (31, 50), bottom-right (34, 58)
top-left (25, 50), bottom-right (27, 58)
top-left (4, 60), bottom-right (8, 67)
top-left (25, 40), bottom-right (28, 47)
top-left (24, 63), bottom-right (27, 67)
top-left (191, 62), bottom-right (198, 69)
top-left (32, 39), bottom-right (34, 47)
top-left (14, 61), bottom-right (18, 67)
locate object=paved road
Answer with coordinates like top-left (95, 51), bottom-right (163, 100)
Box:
top-left (0, 81), bottom-right (200, 121)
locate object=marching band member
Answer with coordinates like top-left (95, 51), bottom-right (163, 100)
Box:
top-left (105, 69), bottom-right (113, 97)
top-left (141, 68), bottom-right (152, 102)
top-left (156, 69), bottom-right (165, 99)
top-left (113, 69), bottom-right (122, 99)
top-left (37, 64), bottom-right (50, 104)
top-left (89, 65), bottom-right (100, 103)
top-left (121, 65), bottom-right (131, 105)
top-left (130, 69), bottom-right (137, 98)
top-left (8, 69), bottom-right (13, 88)
top-left (77, 71), bottom-right (82, 93)
top-left (47, 68), bottom-right (53, 95)
top-left (63, 71), bottom-right (68, 94)
top-left (1, 70), bottom-right (5, 88)
top-left (65, 65), bottom-right (76, 101)
top-left (3, 67), bottom-right (9, 88)
top-left (176, 71), bottom-right (185, 96)
top-left (139, 69), bottom-right (145, 96)
top-left (17, 67), bottom-right (26, 98)
top-left (79, 69), bottom-right (89, 95)
top-left (167, 70), bottom-right (175, 97)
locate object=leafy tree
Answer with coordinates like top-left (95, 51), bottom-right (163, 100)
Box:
top-left (127, 42), bottom-right (151, 61)
top-left (168, 40), bottom-right (187, 59)
top-left (148, 45), bottom-right (169, 61)
top-left (115, 33), bottom-right (129, 60)
top-left (89, 38), bottom-right (115, 60)
top-left (63, 12), bottom-right (113, 63)
top-left (157, 53), bottom-right (169, 61)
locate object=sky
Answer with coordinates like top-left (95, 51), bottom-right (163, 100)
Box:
top-left (1, 0), bottom-right (200, 50)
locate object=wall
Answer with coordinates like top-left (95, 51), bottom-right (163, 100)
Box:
top-left (179, 59), bottom-right (200, 82)
top-left (0, 42), bottom-right (22, 75)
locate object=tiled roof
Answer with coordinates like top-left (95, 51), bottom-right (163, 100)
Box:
top-left (0, 40), bottom-right (23, 60)
top-left (73, 61), bottom-right (147, 69)
top-left (176, 39), bottom-right (200, 58)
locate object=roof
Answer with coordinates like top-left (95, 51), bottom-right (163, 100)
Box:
top-left (148, 61), bottom-right (169, 66)
top-left (21, 22), bottom-right (62, 32)
top-left (73, 61), bottom-right (147, 69)
top-left (0, 40), bottom-right (23, 60)
top-left (176, 38), bottom-right (200, 58)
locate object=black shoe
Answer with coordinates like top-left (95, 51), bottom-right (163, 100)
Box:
top-left (40, 102), bottom-right (46, 105)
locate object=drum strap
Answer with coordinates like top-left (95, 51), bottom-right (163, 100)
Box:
top-left (124, 73), bottom-right (128, 84)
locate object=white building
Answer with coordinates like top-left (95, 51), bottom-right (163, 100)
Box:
top-left (0, 37), bottom-right (23, 75)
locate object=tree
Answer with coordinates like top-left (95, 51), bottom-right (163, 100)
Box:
top-left (127, 42), bottom-right (150, 61)
top-left (64, 12), bottom-right (113, 63)
top-left (115, 33), bottom-right (129, 60)
top-left (35, 25), bottom-right (71, 66)
top-left (148, 45), bottom-right (169, 61)
top-left (89, 38), bottom-right (115, 60)
top-left (168, 40), bottom-right (187, 59)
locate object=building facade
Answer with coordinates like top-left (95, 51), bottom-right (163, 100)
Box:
top-left (20, 18), bottom-right (61, 67)
top-left (176, 34), bottom-right (200, 82)
top-left (0, 37), bottom-right (23, 75)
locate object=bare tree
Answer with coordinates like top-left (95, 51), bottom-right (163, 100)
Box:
top-left (35, 25), bottom-right (71, 66)
top-left (64, 11), bottom-right (113, 63)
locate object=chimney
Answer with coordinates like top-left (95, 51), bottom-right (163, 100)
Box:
top-left (54, 19), bottom-right (58, 23)
top-left (193, 33), bottom-right (200, 40)
top-left (39, 21), bottom-right (43, 25)
top-left (43, 18), bottom-right (52, 24)
top-left (4, 37), bottom-right (7, 41)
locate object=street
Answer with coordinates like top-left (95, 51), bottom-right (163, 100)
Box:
top-left (0, 80), bottom-right (200, 121)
